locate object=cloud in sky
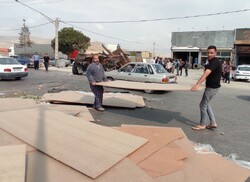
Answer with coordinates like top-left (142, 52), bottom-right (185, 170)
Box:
top-left (0, 0), bottom-right (250, 56)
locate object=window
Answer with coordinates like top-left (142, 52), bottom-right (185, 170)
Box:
top-left (119, 64), bottom-right (136, 72)
top-left (148, 65), bottom-right (154, 74)
top-left (152, 64), bottom-right (167, 73)
top-left (134, 64), bottom-right (149, 74)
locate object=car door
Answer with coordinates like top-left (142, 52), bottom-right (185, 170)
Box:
top-left (115, 63), bottom-right (136, 80)
top-left (130, 64), bottom-right (150, 82)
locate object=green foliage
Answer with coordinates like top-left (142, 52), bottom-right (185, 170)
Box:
top-left (51, 27), bottom-right (90, 55)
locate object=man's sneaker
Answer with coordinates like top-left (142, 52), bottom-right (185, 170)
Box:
top-left (96, 107), bottom-right (105, 112)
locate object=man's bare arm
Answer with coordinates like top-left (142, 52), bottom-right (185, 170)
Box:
top-left (191, 69), bottom-right (212, 91)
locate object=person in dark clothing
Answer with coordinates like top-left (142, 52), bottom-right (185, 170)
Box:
top-left (184, 60), bottom-right (190, 76)
top-left (224, 61), bottom-right (231, 84)
top-left (178, 58), bottom-right (185, 76)
top-left (86, 55), bottom-right (108, 111)
top-left (43, 53), bottom-right (50, 72)
top-left (191, 45), bottom-right (222, 131)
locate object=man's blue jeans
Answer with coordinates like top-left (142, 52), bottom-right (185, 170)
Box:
top-left (199, 88), bottom-right (219, 126)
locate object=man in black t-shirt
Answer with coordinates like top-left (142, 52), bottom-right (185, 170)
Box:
top-left (43, 53), bottom-right (50, 72)
top-left (191, 45), bottom-right (222, 131)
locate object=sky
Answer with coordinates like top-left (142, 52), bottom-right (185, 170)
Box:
top-left (0, 0), bottom-right (250, 56)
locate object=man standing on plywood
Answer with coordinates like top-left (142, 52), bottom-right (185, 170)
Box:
top-left (191, 45), bottom-right (222, 131)
top-left (86, 55), bottom-right (108, 112)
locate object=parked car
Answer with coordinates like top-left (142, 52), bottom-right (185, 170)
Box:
top-left (11, 55), bottom-right (30, 66)
top-left (105, 62), bottom-right (177, 93)
top-left (0, 56), bottom-right (28, 80)
top-left (50, 58), bottom-right (70, 67)
top-left (232, 64), bottom-right (250, 81)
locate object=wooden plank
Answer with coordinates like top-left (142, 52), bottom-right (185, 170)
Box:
top-left (44, 104), bottom-right (95, 121)
top-left (0, 129), bottom-right (36, 152)
top-left (155, 170), bottom-right (185, 182)
top-left (41, 91), bottom-right (145, 108)
top-left (27, 151), bottom-right (154, 182)
top-left (116, 125), bottom-right (184, 164)
top-left (0, 107), bottom-right (147, 179)
top-left (174, 135), bottom-right (214, 182)
top-left (0, 145), bottom-right (26, 182)
top-left (96, 80), bottom-right (203, 91)
top-left (0, 98), bottom-right (38, 112)
top-left (198, 153), bottom-right (250, 182)
top-left (26, 151), bottom-right (154, 182)
top-left (138, 142), bottom-right (188, 177)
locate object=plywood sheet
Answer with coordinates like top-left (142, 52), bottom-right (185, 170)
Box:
top-left (26, 151), bottom-right (154, 182)
top-left (44, 104), bottom-right (95, 121)
top-left (198, 153), bottom-right (250, 182)
top-left (0, 107), bottom-right (148, 179)
top-left (174, 135), bottom-right (214, 182)
top-left (138, 142), bottom-right (188, 177)
top-left (96, 80), bottom-right (202, 91)
top-left (116, 125), bottom-right (184, 164)
top-left (0, 145), bottom-right (26, 182)
top-left (41, 91), bottom-right (145, 108)
top-left (0, 98), bottom-right (38, 112)
top-left (155, 170), bottom-right (185, 182)
top-left (0, 129), bottom-right (36, 152)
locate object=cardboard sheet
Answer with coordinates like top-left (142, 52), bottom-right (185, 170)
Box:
top-left (26, 151), bottom-right (154, 182)
top-left (0, 107), bottom-right (148, 179)
top-left (96, 80), bottom-right (202, 91)
top-left (0, 145), bottom-right (26, 182)
top-left (138, 142), bottom-right (188, 177)
top-left (0, 98), bottom-right (38, 112)
top-left (0, 129), bottom-right (36, 152)
top-left (41, 91), bottom-right (145, 108)
top-left (155, 170), bottom-right (185, 182)
top-left (116, 125), bottom-right (184, 164)
top-left (198, 153), bottom-right (250, 182)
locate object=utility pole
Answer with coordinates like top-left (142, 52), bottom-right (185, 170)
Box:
top-left (55, 17), bottom-right (59, 67)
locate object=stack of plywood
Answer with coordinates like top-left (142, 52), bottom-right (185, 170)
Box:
top-left (41, 91), bottom-right (145, 108)
top-left (0, 98), bottom-right (249, 182)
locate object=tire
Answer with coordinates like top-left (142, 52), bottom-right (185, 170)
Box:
top-left (192, 63), bottom-right (199, 69)
top-left (15, 77), bottom-right (21, 80)
top-left (107, 77), bottom-right (114, 81)
top-left (72, 64), bottom-right (78, 75)
top-left (144, 90), bottom-right (154, 94)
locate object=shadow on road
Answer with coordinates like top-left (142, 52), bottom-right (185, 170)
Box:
top-left (237, 95), bottom-right (250, 102)
top-left (98, 107), bottom-right (197, 127)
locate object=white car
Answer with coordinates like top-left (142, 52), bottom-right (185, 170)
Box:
top-left (0, 56), bottom-right (28, 80)
top-left (105, 62), bottom-right (177, 83)
top-left (232, 65), bottom-right (250, 81)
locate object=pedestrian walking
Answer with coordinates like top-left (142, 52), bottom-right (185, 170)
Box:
top-left (191, 45), bottom-right (222, 131)
top-left (174, 59), bottom-right (180, 75)
top-left (178, 58), bottom-right (185, 76)
top-left (224, 61), bottom-right (231, 84)
top-left (32, 52), bottom-right (40, 70)
top-left (184, 60), bottom-right (190, 76)
top-left (86, 55), bottom-right (108, 112)
top-left (43, 53), bottom-right (50, 72)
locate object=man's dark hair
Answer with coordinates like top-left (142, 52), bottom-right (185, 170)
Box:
top-left (207, 45), bottom-right (217, 51)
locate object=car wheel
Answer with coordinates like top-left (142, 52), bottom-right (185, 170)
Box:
top-left (144, 90), bottom-right (154, 94)
top-left (107, 77), bottom-right (114, 81)
top-left (15, 77), bottom-right (21, 80)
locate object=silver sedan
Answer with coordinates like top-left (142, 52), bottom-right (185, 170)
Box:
top-left (105, 62), bottom-right (177, 84)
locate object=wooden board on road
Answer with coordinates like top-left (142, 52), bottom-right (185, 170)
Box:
top-left (0, 107), bottom-right (147, 179)
top-left (96, 80), bottom-right (200, 91)
top-left (0, 145), bottom-right (26, 182)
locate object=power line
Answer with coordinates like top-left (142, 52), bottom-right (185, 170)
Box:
top-left (61, 21), bottom-right (151, 45)
top-left (0, 22), bottom-right (52, 31)
top-left (0, 0), bottom-right (69, 7)
top-left (63, 8), bottom-right (250, 24)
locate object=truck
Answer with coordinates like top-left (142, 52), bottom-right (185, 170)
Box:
top-left (71, 45), bottom-right (131, 75)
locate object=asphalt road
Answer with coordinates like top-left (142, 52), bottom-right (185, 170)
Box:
top-left (1, 66), bottom-right (250, 162)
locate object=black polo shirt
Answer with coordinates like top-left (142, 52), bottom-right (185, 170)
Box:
top-left (205, 58), bottom-right (222, 88)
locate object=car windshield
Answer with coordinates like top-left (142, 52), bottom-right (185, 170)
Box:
top-left (0, 58), bottom-right (20, 65)
top-left (152, 64), bottom-right (167, 73)
top-left (238, 66), bottom-right (250, 71)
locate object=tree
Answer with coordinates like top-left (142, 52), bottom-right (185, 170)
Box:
top-left (51, 27), bottom-right (90, 56)
top-left (19, 19), bottom-right (32, 51)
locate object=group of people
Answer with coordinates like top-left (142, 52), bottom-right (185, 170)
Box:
top-left (32, 52), bottom-right (50, 72)
top-left (87, 45), bottom-right (223, 134)
top-left (222, 60), bottom-right (231, 84)
top-left (153, 57), bottom-right (190, 76)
